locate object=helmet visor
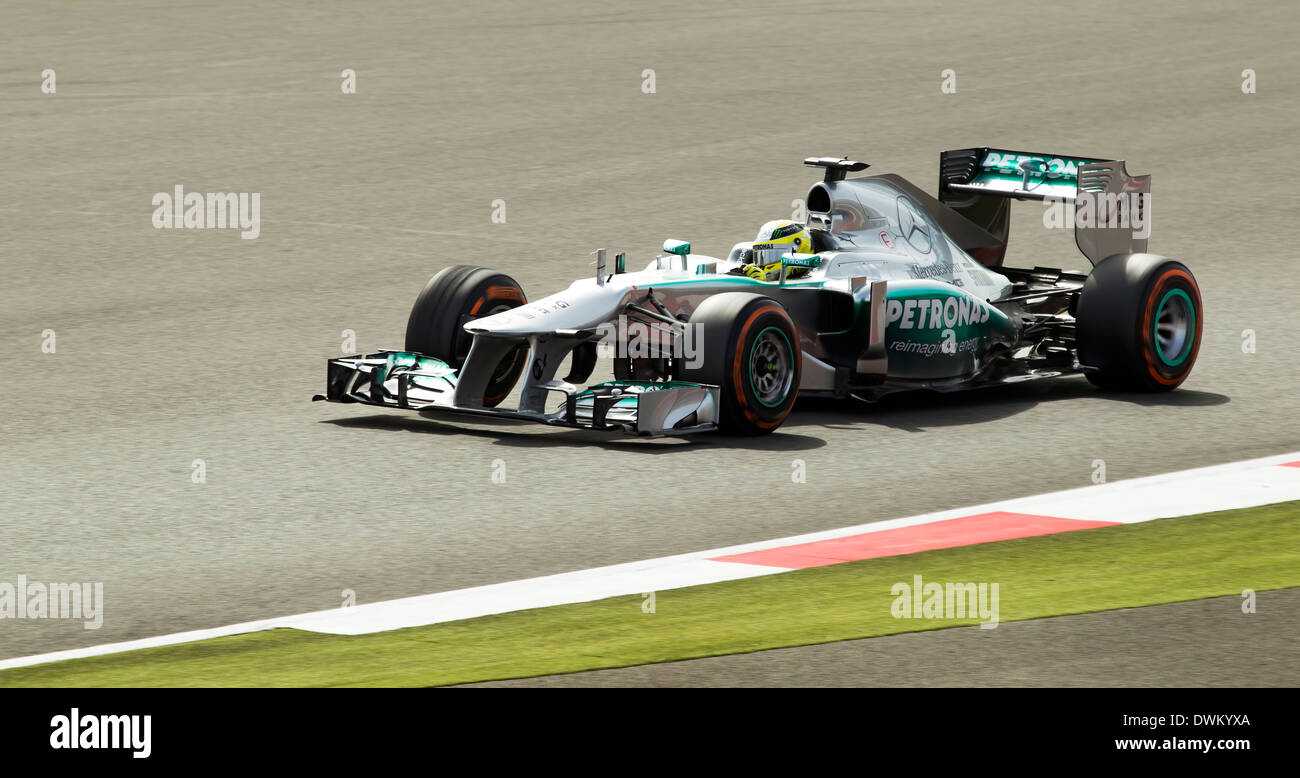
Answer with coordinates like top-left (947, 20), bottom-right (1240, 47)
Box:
top-left (751, 243), bottom-right (794, 267)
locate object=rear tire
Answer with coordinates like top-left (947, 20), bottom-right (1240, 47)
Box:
top-left (677, 293), bottom-right (800, 435)
top-left (1075, 253), bottom-right (1202, 392)
top-left (404, 265), bottom-right (528, 407)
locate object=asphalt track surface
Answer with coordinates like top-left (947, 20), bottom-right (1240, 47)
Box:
top-left (2, 0), bottom-right (1298, 676)
top-left (470, 588), bottom-right (1300, 687)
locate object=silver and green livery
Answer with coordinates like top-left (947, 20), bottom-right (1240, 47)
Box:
top-left (316, 149), bottom-right (1202, 435)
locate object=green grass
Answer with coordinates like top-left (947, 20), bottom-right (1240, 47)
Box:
top-left (4, 501), bottom-right (1299, 687)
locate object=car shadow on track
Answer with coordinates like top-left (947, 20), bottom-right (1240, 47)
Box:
top-left (319, 414), bottom-right (829, 453)
top-left (783, 376), bottom-right (1230, 434)
top-left (320, 377), bottom-right (1227, 450)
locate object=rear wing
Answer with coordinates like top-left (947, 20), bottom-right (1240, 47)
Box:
top-left (940, 148), bottom-right (1106, 201)
top-left (938, 147), bottom-right (1151, 266)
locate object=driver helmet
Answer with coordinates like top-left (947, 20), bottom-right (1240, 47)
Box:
top-left (753, 219), bottom-right (812, 255)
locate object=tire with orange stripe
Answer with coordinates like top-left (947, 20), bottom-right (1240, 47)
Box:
top-left (404, 265), bottom-right (528, 407)
top-left (1075, 253), bottom-right (1202, 392)
top-left (678, 293), bottom-right (800, 435)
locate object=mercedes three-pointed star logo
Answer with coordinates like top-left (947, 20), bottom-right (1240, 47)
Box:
top-left (895, 196), bottom-right (932, 254)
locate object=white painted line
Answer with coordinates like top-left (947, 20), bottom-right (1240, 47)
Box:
top-left (2, 451), bottom-right (1298, 671)
top-left (0, 558), bottom-right (786, 671)
top-left (276, 558), bottom-right (785, 635)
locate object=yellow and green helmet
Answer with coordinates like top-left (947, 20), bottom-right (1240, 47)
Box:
top-left (753, 219), bottom-right (812, 255)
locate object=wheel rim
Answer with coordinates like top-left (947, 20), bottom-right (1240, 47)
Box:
top-left (749, 326), bottom-right (794, 407)
top-left (491, 344), bottom-right (528, 383)
top-left (1153, 288), bottom-right (1195, 367)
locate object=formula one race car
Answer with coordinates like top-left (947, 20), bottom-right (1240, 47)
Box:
top-left (315, 149), bottom-right (1203, 435)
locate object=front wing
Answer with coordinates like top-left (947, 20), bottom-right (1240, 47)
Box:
top-left (313, 351), bottom-right (721, 436)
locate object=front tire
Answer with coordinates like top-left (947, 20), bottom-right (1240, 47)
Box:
top-left (677, 293), bottom-right (801, 434)
top-left (1075, 253), bottom-right (1202, 392)
top-left (404, 265), bottom-right (528, 407)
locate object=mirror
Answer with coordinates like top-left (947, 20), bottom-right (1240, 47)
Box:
top-left (662, 239), bottom-right (691, 256)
